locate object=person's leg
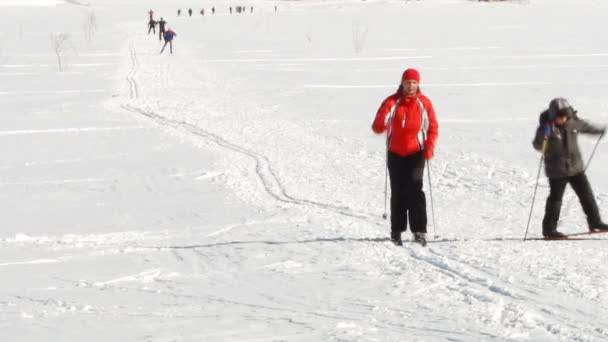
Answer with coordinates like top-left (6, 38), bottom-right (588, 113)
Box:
top-left (160, 41), bottom-right (168, 53)
top-left (169, 41), bottom-right (173, 54)
top-left (542, 177), bottom-right (567, 235)
top-left (569, 173), bottom-right (605, 229)
top-left (388, 152), bottom-right (408, 240)
top-left (406, 152), bottom-right (427, 234)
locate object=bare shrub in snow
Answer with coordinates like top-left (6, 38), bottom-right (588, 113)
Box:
top-left (83, 11), bottom-right (98, 42)
top-left (352, 23), bottom-right (368, 54)
top-left (51, 33), bottom-right (73, 71)
top-left (305, 26), bottom-right (313, 44)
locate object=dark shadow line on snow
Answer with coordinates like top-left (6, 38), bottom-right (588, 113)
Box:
top-left (143, 237), bottom-right (392, 250)
top-left (141, 236), bottom-right (607, 250)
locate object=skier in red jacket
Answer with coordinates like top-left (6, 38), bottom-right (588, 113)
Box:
top-left (371, 68), bottom-right (439, 246)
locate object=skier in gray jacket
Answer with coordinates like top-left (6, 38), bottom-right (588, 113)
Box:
top-left (533, 98), bottom-right (608, 238)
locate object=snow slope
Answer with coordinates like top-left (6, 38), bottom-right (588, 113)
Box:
top-left (2, 0), bottom-right (608, 341)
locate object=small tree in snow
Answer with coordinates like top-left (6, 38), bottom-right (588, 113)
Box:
top-left (305, 26), bottom-right (313, 44)
top-left (352, 23), bottom-right (368, 55)
top-left (83, 11), bottom-right (97, 42)
top-left (51, 33), bottom-right (72, 71)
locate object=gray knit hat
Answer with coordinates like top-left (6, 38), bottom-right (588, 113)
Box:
top-left (548, 97), bottom-right (574, 120)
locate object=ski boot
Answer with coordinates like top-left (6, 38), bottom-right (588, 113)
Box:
top-left (413, 232), bottom-right (427, 246)
top-left (589, 222), bottom-right (608, 232)
top-left (390, 231), bottom-right (403, 246)
top-left (543, 229), bottom-right (566, 239)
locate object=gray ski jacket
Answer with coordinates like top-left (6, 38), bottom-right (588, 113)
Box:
top-left (533, 110), bottom-right (605, 179)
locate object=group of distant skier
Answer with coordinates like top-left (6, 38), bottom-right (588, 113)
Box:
top-left (147, 10), bottom-right (177, 54)
top-left (178, 6), bottom-right (257, 16)
top-left (146, 6), bottom-right (279, 55)
top-left (175, 5), bottom-right (279, 17)
top-left (372, 68), bottom-right (608, 246)
top-left (177, 7), bottom-right (215, 16)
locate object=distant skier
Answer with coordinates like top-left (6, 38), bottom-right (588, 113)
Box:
top-left (158, 17), bottom-right (167, 41)
top-left (147, 18), bottom-right (157, 35)
top-left (160, 28), bottom-right (177, 54)
top-left (230, 6), bottom-right (233, 14)
top-left (188, 8), bottom-right (193, 17)
top-left (177, 9), bottom-right (181, 16)
top-left (532, 98), bottom-right (608, 238)
top-left (371, 68), bottom-right (439, 246)
top-left (251, 6), bottom-right (254, 13)
top-left (212, 7), bottom-right (215, 14)
top-left (201, 8), bottom-right (205, 16)
top-left (148, 9), bottom-right (154, 20)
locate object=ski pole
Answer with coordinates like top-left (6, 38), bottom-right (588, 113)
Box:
top-left (382, 148), bottom-right (388, 220)
top-left (427, 160), bottom-right (438, 237)
top-left (382, 134), bottom-right (390, 220)
top-left (584, 134), bottom-right (603, 172)
top-left (524, 139), bottom-right (548, 241)
top-left (562, 134), bottom-right (602, 219)
top-left (381, 100), bottom-right (399, 220)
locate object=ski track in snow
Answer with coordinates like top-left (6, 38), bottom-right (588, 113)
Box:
top-left (126, 43), bottom-right (140, 101)
top-left (122, 102), bottom-right (371, 220)
top-left (4, 226), bottom-right (608, 340)
top-left (119, 43), bottom-right (373, 221)
top-left (0, 126), bottom-right (147, 136)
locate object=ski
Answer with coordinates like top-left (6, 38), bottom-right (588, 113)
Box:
top-left (390, 239), bottom-right (427, 246)
top-left (565, 230), bottom-right (608, 237)
top-left (526, 236), bottom-right (601, 241)
top-left (526, 230), bottom-right (608, 241)
top-left (542, 236), bottom-right (582, 241)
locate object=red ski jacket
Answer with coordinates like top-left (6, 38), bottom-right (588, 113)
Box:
top-left (372, 92), bottom-right (438, 159)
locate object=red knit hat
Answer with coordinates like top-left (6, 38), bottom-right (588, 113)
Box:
top-left (402, 68), bottom-right (420, 83)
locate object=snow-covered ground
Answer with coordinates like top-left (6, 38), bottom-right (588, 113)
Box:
top-left (2, 0), bottom-right (608, 340)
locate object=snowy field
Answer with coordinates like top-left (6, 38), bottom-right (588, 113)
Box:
top-left (2, 0), bottom-right (608, 340)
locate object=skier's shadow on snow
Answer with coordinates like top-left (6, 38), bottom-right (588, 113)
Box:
top-left (144, 237), bottom-right (548, 250)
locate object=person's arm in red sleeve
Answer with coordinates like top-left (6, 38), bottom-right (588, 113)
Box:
top-left (423, 99), bottom-right (438, 160)
top-left (371, 96), bottom-right (396, 134)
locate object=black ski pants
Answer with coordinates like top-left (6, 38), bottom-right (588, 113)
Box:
top-left (159, 29), bottom-right (165, 41)
top-left (148, 25), bottom-right (155, 34)
top-left (542, 172), bottom-right (602, 232)
top-left (160, 40), bottom-right (173, 54)
top-left (388, 151), bottom-right (427, 234)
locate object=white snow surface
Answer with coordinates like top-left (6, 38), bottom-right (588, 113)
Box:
top-left (2, 0), bottom-right (608, 341)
